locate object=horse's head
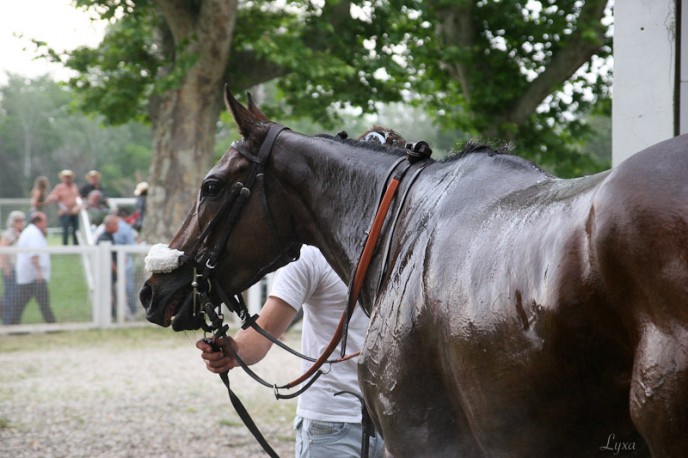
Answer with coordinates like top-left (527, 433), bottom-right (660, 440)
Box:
top-left (140, 87), bottom-right (301, 331)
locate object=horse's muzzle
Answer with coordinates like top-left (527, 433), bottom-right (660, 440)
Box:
top-left (139, 281), bottom-right (169, 327)
top-left (139, 278), bottom-right (204, 331)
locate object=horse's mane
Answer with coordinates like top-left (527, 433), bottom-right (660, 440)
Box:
top-left (444, 140), bottom-right (512, 161)
top-left (314, 133), bottom-right (547, 174)
top-left (316, 133), bottom-right (408, 157)
top-left (444, 140), bottom-right (549, 174)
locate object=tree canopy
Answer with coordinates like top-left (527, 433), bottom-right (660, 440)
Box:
top-left (44, 0), bottom-right (612, 241)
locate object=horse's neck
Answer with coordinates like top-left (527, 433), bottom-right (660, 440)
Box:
top-left (274, 134), bottom-right (397, 285)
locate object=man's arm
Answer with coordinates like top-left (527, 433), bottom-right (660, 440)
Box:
top-left (197, 296), bottom-right (297, 373)
top-left (45, 185), bottom-right (60, 203)
top-left (31, 255), bottom-right (44, 282)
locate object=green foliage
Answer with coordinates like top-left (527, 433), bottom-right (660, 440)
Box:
top-left (48, 0), bottom-right (612, 178)
top-left (56, 4), bottom-right (161, 124)
top-left (366, 0), bottom-right (613, 177)
top-left (0, 75), bottom-right (152, 197)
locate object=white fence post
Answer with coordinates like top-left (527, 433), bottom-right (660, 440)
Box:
top-left (116, 248), bottom-right (127, 324)
top-left (94, 242), bottom-right (113, 327)
top-left (247, 282), bottom-right (263, 315)
top-left (246, 273), bottom-right (275, 315)
top-left (0, 242), bottom-right (282, 334)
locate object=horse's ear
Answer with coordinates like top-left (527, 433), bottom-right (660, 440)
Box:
top-left (246, 92), bottom-right (270, 122)
top-left (224, 85), bottom-right (259, 137)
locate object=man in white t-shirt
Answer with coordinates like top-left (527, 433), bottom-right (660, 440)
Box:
top-left (197, 246), bottom-right (384, 457)
top-left (6, 212), bottom-right (56, 324)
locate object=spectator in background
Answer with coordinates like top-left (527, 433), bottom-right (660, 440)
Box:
top-left (7, 212), bottom-right (56, 325)
top-left (96, 215), bottom-right (119, 318)
top-left (80, 170), bottom-right (108, 202)
top-left (113, 209), bottom-right (138, 319)
top-left (47, 169), bottom-right (81, 245)
top-left (85, 189), bottom-right (109, 226)
top-left (29, 176), bottom-right (50, 220)
top-left (133, 181), bottom-right (148, 232)
top-left (0, 211), bottom-right (26, 324)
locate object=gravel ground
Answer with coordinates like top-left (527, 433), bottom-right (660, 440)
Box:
top-left (0, 327), bottom-right (301, 457)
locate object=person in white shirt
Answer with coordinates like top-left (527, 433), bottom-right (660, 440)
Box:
top-left (0, 210), bottom-right (25, 324)
top-left (7, 212), bottom-right (55, 324)
top-left (197, 246), bottom-right (384, 457)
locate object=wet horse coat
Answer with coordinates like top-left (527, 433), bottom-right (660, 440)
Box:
top-left (141, 92), bottom-right (688, 457)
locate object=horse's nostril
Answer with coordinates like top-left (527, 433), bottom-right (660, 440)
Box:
top-left (139, 283), bottom-right (152, 309)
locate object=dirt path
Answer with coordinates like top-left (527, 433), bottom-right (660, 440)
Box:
top-left (0, 328), bottom-right (301, 457)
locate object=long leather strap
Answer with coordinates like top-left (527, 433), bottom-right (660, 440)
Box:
top-left (281, 166), bottom-right (411, 388)
top-left (340, 160), bottom-right (414, 355)
top-left (219, 372), bottom-right (280, 458)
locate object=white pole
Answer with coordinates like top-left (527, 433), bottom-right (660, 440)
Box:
top-left (116, 248), bottom-right (127, 324)
top-left (95, 242), bottom-right (113, 327)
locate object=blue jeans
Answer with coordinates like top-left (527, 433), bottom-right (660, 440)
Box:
top-left (2, 270), bottom-right (18, 324)
top-left (294, 416), bottom-right (385, 458)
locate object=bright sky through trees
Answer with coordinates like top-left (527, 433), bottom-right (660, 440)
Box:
top-left (0, 0), bottom-right (105, 84)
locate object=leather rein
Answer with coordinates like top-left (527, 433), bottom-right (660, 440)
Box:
top-left (182, 123), bottom-right (431, 457)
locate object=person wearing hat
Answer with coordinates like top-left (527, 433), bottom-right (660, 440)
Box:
top-left (80, 170), bottom-right (108, 202)
top-left (46, 169), bottom-right (82, 245)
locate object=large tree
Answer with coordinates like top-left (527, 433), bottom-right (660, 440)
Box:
top-left (51, 0), bottom-right (612, 242)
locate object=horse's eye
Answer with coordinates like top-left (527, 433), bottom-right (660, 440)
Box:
top-left (201, 180), bottom-right (223, 198)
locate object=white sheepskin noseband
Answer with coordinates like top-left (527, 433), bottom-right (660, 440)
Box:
top-left (144, 243), bottom-right (185, 273)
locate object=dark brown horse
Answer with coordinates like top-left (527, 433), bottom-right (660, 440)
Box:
top-left (140, 89), bottom-right (688, 457)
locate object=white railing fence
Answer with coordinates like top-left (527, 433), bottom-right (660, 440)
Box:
top-left (0, 243), bottom-right (271, 335)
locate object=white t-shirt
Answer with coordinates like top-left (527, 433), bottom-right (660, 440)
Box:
top-left (270, 245), bottom-right (368, 423)
top-left (16, 224), bottom-right (50, 284)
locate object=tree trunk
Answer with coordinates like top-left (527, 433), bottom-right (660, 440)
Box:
top-left (142, 0), bottom-right (237, 243)
top-left (144, 81), bottom-right (225, 243)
